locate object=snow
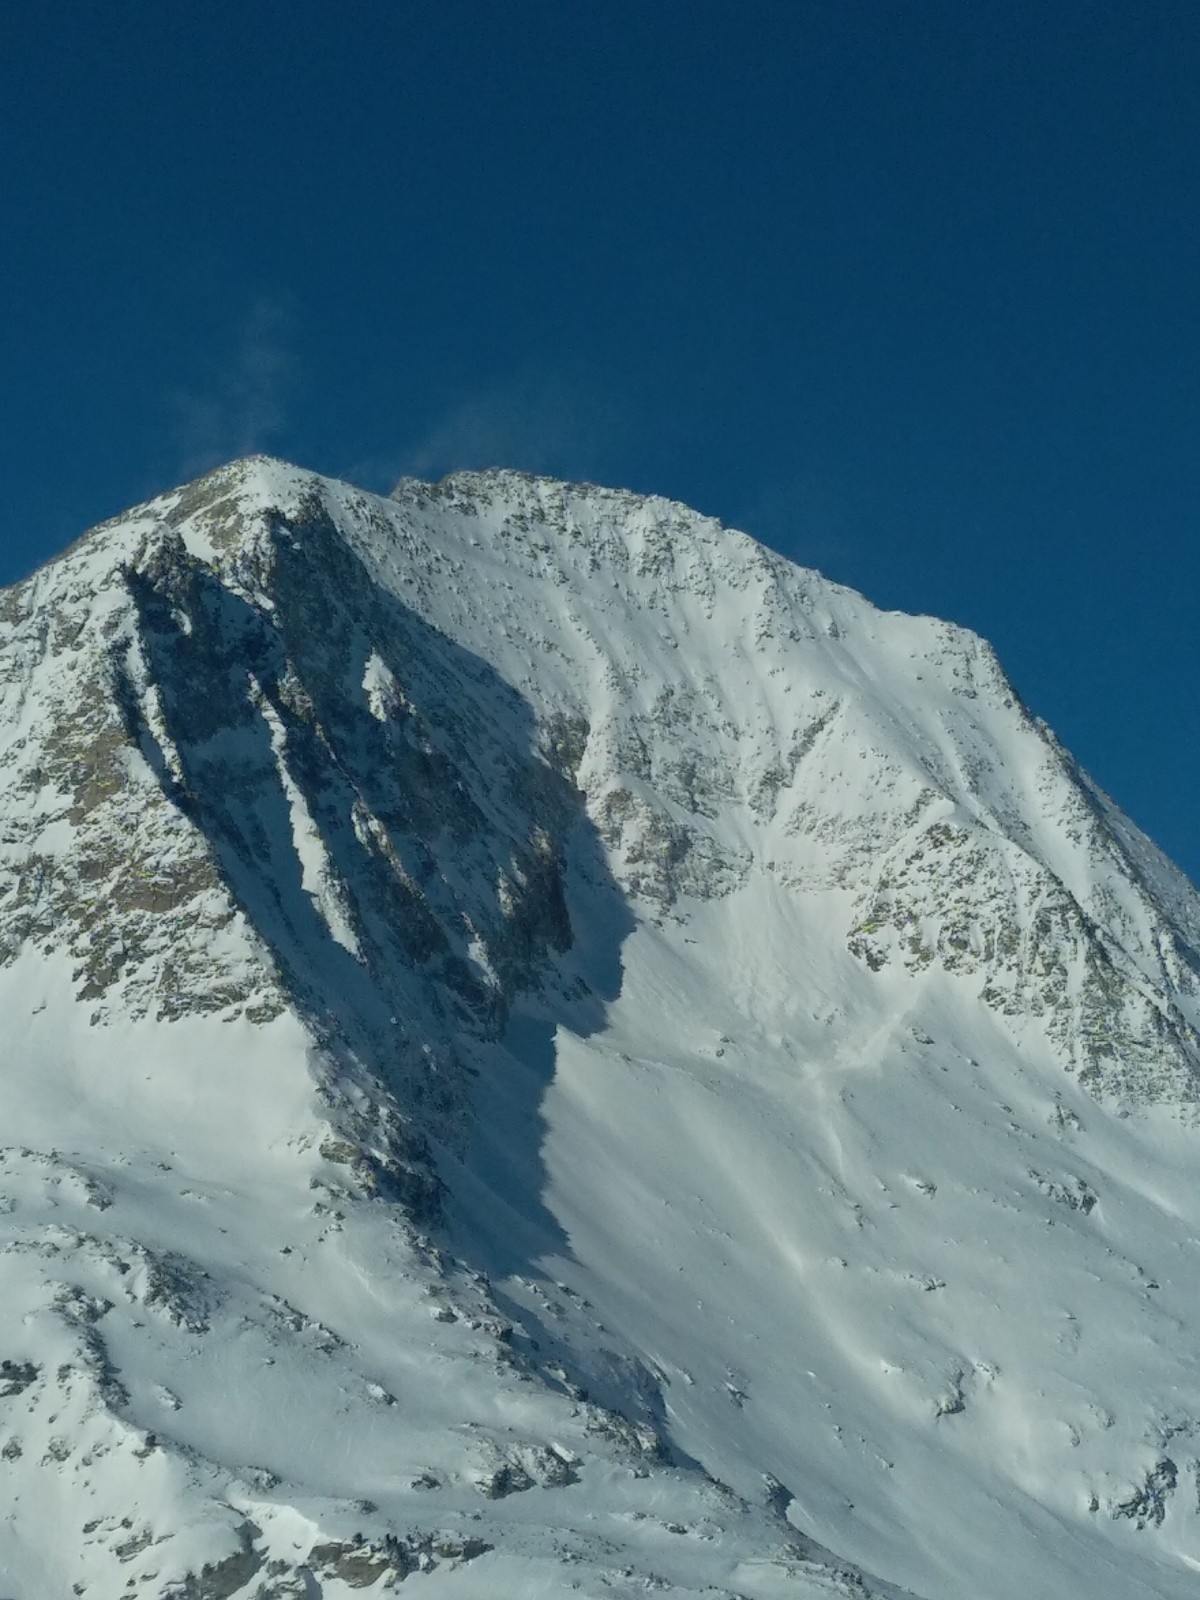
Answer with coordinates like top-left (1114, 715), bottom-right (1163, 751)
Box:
top-left (0, 453), bottom-right (1197, 1597)
top-left (254, 678), bottom-right (363, 959)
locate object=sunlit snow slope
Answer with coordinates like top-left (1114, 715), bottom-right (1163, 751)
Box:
top-left (1, 456), bottom-right (1198, 1600)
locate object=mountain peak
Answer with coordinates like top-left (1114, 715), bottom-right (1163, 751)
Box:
top-left (1, 460), bottom-right (1199, 1598)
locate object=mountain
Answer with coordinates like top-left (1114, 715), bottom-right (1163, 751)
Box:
top-left (1, 456), bottom-right (1199, 1600)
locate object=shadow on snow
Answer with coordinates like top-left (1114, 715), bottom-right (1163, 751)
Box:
top-left (116, 493), bottom-right (634, 1290)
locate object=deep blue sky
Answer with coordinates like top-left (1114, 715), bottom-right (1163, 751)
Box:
top-left (2, 2), bottom-right (1197, 880)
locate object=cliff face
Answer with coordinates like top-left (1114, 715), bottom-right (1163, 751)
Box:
top-left (0, 455), bottom-right (1197, 1599)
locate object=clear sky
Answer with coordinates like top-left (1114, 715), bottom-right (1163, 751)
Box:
top-left (2, 2), bottom-right (1197, 880)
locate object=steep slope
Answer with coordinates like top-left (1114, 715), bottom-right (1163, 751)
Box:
top-left (0, 455), bottom-right (1197, 1599)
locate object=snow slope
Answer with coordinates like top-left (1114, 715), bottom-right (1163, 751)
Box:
top-left (0, 455), bottom-right (1198, 1598)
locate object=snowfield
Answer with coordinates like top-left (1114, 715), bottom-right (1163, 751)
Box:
top-left (0, 455), bottom-right (1197, 1598)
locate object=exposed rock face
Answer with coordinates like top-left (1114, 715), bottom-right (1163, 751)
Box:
top-left (0, 455), bottom-right (1198, 1599)
top-left (1, 472), bottom-right (598, 1228)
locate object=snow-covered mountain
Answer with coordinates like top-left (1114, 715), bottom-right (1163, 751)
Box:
top-left (1, 456), bottom-right (1199, 1600)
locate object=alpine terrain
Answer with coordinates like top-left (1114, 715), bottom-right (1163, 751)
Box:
top-left (2, 456), bottom-right (1200, 1600)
